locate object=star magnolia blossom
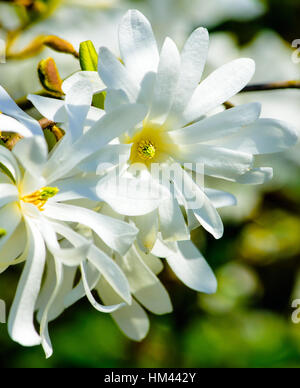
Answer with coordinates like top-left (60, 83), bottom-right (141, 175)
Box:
top-left (89, 9), bottom-right (298, 247)
top-left (46, 202), bottom-right (218, 342)
top-left (0, 85), bottom-right (151, 357)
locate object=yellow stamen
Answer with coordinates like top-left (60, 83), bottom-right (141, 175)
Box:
top-left (21, 187), bottom-right (59, 211)
top-left (137, 139), bottom-right (156, 160)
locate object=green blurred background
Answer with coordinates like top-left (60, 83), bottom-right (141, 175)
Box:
top-left (0, 0), bottom-right (300, 368)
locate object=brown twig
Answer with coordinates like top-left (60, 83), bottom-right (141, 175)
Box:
top-left (241, 80), bottom-right (300, 93)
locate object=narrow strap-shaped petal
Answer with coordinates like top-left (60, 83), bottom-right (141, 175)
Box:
top-left (43, 203), bottom-right (138, 255)
top-left (119, 10), bottom-right (159, 84)
top-left (173, 169), bottom-right (224, 239)
top-left (13, 136), bottom-right (48, 178)
top-left (97, 277), bottom-right (150, 341)
top-left (183, 58), bottom-right (255, 124)
top-left (169, 102), bottom-right (261, 144)
top-left (40, 257), bottom-right (63, 358)
top-left (8, 218), bottom-right (46, 346)
top-left (44, 103), bottom-right (147, 183)
top-left (52, 221), bottom-right (132, 305)
top-left (148, 37), bottom-right (181, 122)
top-left (0, 86), bottom-right (43, 136)
top-left (204, 189), bottom-right (237, 209)
top-left (213, 118), bottom-right (298, 155)
top-left (176, 143), bottom-right (254, 181)
top-left (27, 95), bottom-right (67, 122)
top-left (81, 260), bottom-right (126, 313)
top-left (64, 80), bottom-right (94, 141)
top-left (0, 114), bottom-right (36, 138)
top-left (132, 209), bottom-right (159, 253)
top-left (0, 184), bottom-right (18, 208)
top-left (168, 27), bottom-right (209, 123)
top-left (98, 47), bottom-right (139, 102)
top-left (158, 196), bottom-right (190, 241)
top-left (116, 246), bottom-right (173, 315)
top-left (0, 144), bottom-right (21, 183)
top-left (152, 239), bottom-right (217, 294)
top-left (0, 202), bottom-right (22, 251)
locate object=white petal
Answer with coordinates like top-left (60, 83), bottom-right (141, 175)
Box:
top-left (36, 257), bottom-right (74, 321)
top-left (138, 248), bottom-right (164, 275)
top-left (44, 104), bottom-right (147, 183)
top-left (52, 175), bottom-right (99, 202)
top-left (0, 86), bottom-right (42, 136)
top-left (52, 221), bottom-right (132, 304)
top-left (105, 89), bottom-right (130, 113)
top-left (8, 219), bottom-right (46, 346)
top-left (96, 172), bottom-right (170, 216)
top-left (215, 118), bottom-right (298, 155)
top-left (0, 114), bottom-right (35, 138)
top-left (64, 260), bottom-right (100, 309)
top-left (0, 222), bottom-right (26, 266)
top-left (44, 265), bottom-right (77, 322)
top-left (63, 71), bottom-right (105, 95)
top-left (183, 58), bottom-right (255, 124)
top-left (159, 197), bottom-right (190, 241)
top-left (97, 278), bottom-right (150, 341)
top-left (0, 144), bottom-right (21, 183)
top-left (166, 240), bottom-right (217, 294)
top-left (27, 95), bottom-right (67, 122)
top-left (65, 80), bottom-right (94, 140)
top-left (0, 202), bottom-right (22, 251)
top-left (132, 210), bottom-right (158, 253)
top-left (39, 218), bottom-right (91, 266)
top-left (148, 37), bottom-right (181, 122)
top-left (169, 27), bottom-right (209, 121)
top-left (44, 203), bottom-right (138, 255)
top-left (236, 167), bottom-right (273, 185)
top-left (81, 261), bottom-right (126, 313)
top-left (40, 257), bottom-right (63, 358)
top-left (169, 103), bottom-right (261, 144)
top-left (0, 184), bottom-right (18, 208)
top-left (13, 136), bottom-right (48, 177)
top-left (173, 170), bottom-right (224, 239)
top-left (78, 144), bottom-right (132, 175)
top-left (177, 144), bottom-right (253, 181)
top-left (136, 71), bottom-right (156, 107)
top-left (119, 10), bottom-right (159, 84)
top-left (98, 47), bottom-right (139, 102)
top-left (205, 189), bottom-right (237, 208)
top-left (118, 246), bottom-right (172, 314)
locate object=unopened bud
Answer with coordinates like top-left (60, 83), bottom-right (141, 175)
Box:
top-left (38, 57), bottom-right (63, 96)
top-left (79, 40), bottom-right (98, 71)
top-left (44, 36), bottom-right (79, 58)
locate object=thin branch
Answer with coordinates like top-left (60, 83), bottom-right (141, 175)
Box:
top-left (241, 80), bottom-right (300, 93)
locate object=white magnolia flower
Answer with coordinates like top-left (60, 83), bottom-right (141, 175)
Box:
top-left (0, 84), bottom-right (151, 356)
top-left (132, 0), bottom-right (266, 47)
top-left (56, 203), bottom-right (218, 342)
top-left (83, 10), bottom-right (298, 246)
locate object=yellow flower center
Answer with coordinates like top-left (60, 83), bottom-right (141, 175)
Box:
top-left (0, 229), bottom-right (6, 238)
top-left (125, 122), bottom-right (178, 167)
top-left (137, 140), bottom-right (156, 160)
top-left (21, 187), bottom-right (59, 211)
